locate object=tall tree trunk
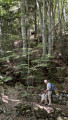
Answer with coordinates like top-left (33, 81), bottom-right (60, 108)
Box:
top-left (0, 22), bottom-right (2, 50)
top-left (42, 0), bottom-right (47, 55)
top-left (36, 0), bottom-right (43, 35)
top-left (49, 0), bottom-right (57, 55)
top-left (21, 0), bottom-right (26, 56)
top-left (57, 0), bottom-right (61, 34)
top-left (25, 0), bottom-right (30, 51)
top-left (51, 0), bottom-right (54, 54)
top-left (0, 8), bottom-right (2, 50)
top-left (48, 1), bottom-right (51, 55)
top-left (53, 0), bottom-right (57, 35)
top-left (25, 0), bottom-right (30, 85)
top-left (36, 0), bottom-right (43, 51)
top-left (36, 0), bottom-right (47, 55)
top-left (63, 0), bottom-right (66, 22)
top-left (61, 0), bottom-right (66, 33)
top-left (35, 0), bottom-right (37, 38)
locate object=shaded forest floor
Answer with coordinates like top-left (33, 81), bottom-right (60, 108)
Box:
top-left (0, 83), bottom-right (68, 120)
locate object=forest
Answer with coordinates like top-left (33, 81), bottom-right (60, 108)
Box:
top-left (0, 0), bottom-right (68, 120)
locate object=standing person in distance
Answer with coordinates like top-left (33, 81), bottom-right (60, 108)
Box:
top-left (44, 80), bottom-right (52, 106)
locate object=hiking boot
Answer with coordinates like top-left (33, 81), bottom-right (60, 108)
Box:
top-left (45, 103), bottom-right (48, 106)
top-left (47, 104), bottom-right (52, 107)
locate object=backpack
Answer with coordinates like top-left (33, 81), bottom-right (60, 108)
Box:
top-left (51, 83), bottom-right (55, 91)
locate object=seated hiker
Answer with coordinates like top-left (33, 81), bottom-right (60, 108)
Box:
top-left (44, 80), bottom-right (52, 106)
top-left (39, 90), bottom-right (46, 105)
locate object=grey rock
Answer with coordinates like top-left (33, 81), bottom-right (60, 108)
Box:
top-left (57, 116), bottom-right (63, 120)
top-left (66, 101), bottom-right (68, 108)
top-left (63, 117), bottom-right (68, 120)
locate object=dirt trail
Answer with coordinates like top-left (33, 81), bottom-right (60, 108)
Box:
top-left (0, 84), bottom-right (24, 120)
top-left (0, 84), bottom-right (68, 120)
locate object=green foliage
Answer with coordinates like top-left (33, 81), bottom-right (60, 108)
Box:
top-left (0, 75), bottom-right (4, 84)
top-left (20, 92), bottom-right (38, 100)
top-left (0, 49), bottom-right (29, 84)
top-left (31, 54), bottom-right (53, 66)
top-left (30, 55), bottom-right (55, 84)
top-left (27, 86), bottom-right (34, 89)
top-left (4, 76), bottom-right (12, 82)
top-left (21, 93), bottom-right (30, 98)
top-left (0, 75), bottom-right (4, 80)
top-left (31, 54), bottom-right (68, 84)
top-left (60, 35), bottom-right (68, 61)
top-left (65, 22), bottom-right (68, 32)
top-left (10, 34), bottom-right (21, 40)
top-left (56, 67), bottom-right (67, 77)
top-left (0, 75), bottom-right (12, 84)
top-left (0, 0), bottom-right (68, 88)
top-left (3, 110), bottom-right (11, 116)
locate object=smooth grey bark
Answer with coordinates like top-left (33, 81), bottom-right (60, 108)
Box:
top-left (48, 1), bottom-right (51, 55)
top-left (21, 0), bottom-right (26, 56)
top-left (25, 0), bottom-right (31, 86)
top-left (36, 0), bottom-right (47, 55)
top-left (36, 0), bottom-right (43, 51)
top-left (63, 0), bottom-right (66, 22)
top-left (50, 0), bottom-right (54, 54)
top-left (42, 0), bottom-right (47, 55)
top-left (50, 0), bottom-right (57, 54)
top-left (0, 8), bottom-right (2, 50)
top-left (0, 21), bottom-right (2, 50)
top-left (36, 0), bottom-right (43, 34)
top-left (61, 0), bottom-right (66, 22)
top-left (57, 0), bottom-right (61, 34)
top-left (61, 0), bottom-right (66, 33)
top-left (35, 0), bottom-right (37, 38)
top-left (25, 0), bottom-right (30, 47)
top-left (48, 0), bottom-right (57, 55)
top-left (52, 0), bottom-right (57, 38)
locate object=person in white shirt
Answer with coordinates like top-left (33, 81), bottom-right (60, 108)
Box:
top-left (39, 91), bottom-right (46, 104)
top-left (44, 80), bottom-right (52, 106)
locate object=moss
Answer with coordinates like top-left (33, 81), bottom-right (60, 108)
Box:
top-left (3, 111), bottom-right (12, 116)
top-left (58, 86), bottom-right (64, 91)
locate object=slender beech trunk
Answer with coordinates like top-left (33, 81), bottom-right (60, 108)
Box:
top-left (48, 0), bottom-right (51, 55)
top-left (57, 0), bottom-right (61, 34)
top-left (50, 0), bottom-right (54, 54)
top-left (25, 0), bottom-right (30, 85)
top-left (61, 0), bottom-right (66, 33)
top-left (36, 0), bottom-right (43, 51)
top-left (36, 0), bottom-right (43, 35)
top-left (63, 0), bottom-right (66, 22)
top-left (53, 0), bottom-right (57, 35)
top-left (0, 21), bottom-right (2, 50)
top-left (21, 0), bottom-right (26, 56)
top-left (36, 0), bottom-right (47, 55)
top-left (35, 0), bottom-right (37, 38)
top-left (42, 0), bottom-right (47, 55)
top-left (48, 0), bottom-right (57, 55)
top-left (0, 8), bottom-right (2, 50)
top-left (25, 0), bottom-right (30, 50)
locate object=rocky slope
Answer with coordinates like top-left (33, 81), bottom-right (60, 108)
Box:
top-left (0, 83), bottom-right (68, 120)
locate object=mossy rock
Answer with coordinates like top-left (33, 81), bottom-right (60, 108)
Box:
top-left (15, 103), bottom-right (32, 116)
top-left (3, 110), bottom-right (12, 116)
top-left (0, 108), bottom-right (3, 114)
top-left (34, 107), bottom-right (48, 119)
